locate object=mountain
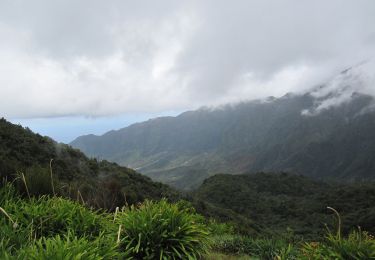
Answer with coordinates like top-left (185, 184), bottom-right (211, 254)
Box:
top-left (71, 66), bottom-right (375, 190)
top-left (0, 118), bottom-right (179, 210)
top-left (194, 172), bottom-right (375, 238)
top-left (0, 117), bottom-right (264, 236)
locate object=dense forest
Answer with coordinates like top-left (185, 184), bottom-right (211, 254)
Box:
top-left (194, 173), bottom-right (375, 238)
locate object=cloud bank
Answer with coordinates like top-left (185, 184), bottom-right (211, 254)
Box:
top-left (301, 60), bottom-right (375, 115)
top-left (1, 0), bottom-right (375, 118)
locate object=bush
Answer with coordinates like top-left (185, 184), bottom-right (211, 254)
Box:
top-left (207, 219), bottom-right (235, 236)
top-left (302, 229), bottom-right (375, 259)
top-left (15, 232), bottom-right (120, 260)
top-left (116, 199), bottom-right (210, 259)
top-left (15, 166), bottom-right (55, 197)
top-left (301, 207), bottom-right (375, 259)
top-left (211, 235), bottom-right (297, 259)
top-left (1, 194), bottom-right (111, 244)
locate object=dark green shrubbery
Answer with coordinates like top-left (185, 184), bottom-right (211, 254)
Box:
top-left (302, 228), bottom-right (375, 259)
top-left (1, 193), bottom-right (107, 240)
top-left (195, 173), bottom-right (375, 238)
top-left (2, 181), bottom-right (375, 259)
top-left (207, 219), bottom-right (235, 236)
top-left (0, 184), bottom-right (211, 259)
top-left (300, 207), bottom-right (375, 260)
top-left (14, 233), bottom-right (120, 260)
top-left (115, 199), bottom-right (210, 259)
top-left (0, 118), bottom-right (180, 213)
top-left (210, 209), bottom-right (375, 259)
top-left (211, 235), bottom-right (297, 259)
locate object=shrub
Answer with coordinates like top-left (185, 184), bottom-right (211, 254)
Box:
top-left (116, 199), bottom-right (210, 259)
top-left (301, 207), bottom-right (375, 259)
top-left (207, 219), bottom-right (235, 236)
top-left (15, 166), bottom-right (55, 197)
top-left (0, 183), bottom-right (18, 205)
top-left (302, 229), bottom-right (375, 259)
top-left (211, 235), bottom-right (297, 259)
top-left (15, 232), bottom-right (120, 260)
top-left (1, 195), bottom-right (111, 242)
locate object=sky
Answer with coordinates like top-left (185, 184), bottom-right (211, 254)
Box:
top-left (1, 0), bottom-right (375, 142)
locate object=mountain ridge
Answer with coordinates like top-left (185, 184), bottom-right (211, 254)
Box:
top-left (71, 67), bottom-right (375, 190)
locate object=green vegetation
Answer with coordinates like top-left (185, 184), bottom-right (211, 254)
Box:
top-left (0, 183), bottom-right (210, 259)
top-left (302, 229), bottom-right (375, 259)
top-left (2, 182), bottom-right (374, 259)
top-left (0, 118), bottom-right (180, 211)
top-left (2, 117), bottom-right (375, 258)
top-left (115, 199), bottom-right (210, 259)
top-left (210, 235), bottom-right (298, 259)
top-left (12, 234), bottom-right (119, 260)
top-left (71, 93), bottom-right (375, 190)
top-left (194, 173), bottom-right (375, 239)
top-left (209, 228), bottom-right (375, 259)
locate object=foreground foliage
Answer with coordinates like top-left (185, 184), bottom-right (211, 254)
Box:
top-left (11, 233), bottom-right (119, 260)
top-left (302, 228), bottom-right (375, 259)
top-left (1, 182), bottom-right (375, 259)
top-left (0, 184), bottom-right (210, 259)
top-left (116, 199), bottom-right (210, 259)
top-left (210, 229), bottom-right (375, 260)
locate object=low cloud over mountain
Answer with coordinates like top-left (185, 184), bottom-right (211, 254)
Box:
top-left (1, 0), bottom-right (375, 118)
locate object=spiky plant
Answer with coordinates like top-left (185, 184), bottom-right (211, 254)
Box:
top-left (116, 199), bottom-right (210, 259)
top-left (15, 232), bottom-right (121, 260)
top-left (301, 207), bottom-right (375, 259)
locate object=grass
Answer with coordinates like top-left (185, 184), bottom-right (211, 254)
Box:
top-left (210, 235), bottom-right (298, 259)
top-left (204, 252), bottom-right (255, 259)
top-left (115, 199), bottom-right (210, 259)
top-left (0, 183), bottom-right (210, 259)
top-left (12, 232), bottom-right (119, 260)
top-left (1, 181), bottom-right (375, 259)
top-left (208, 207), bottom-right (375, 259)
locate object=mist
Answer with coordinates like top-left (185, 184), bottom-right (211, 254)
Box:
top-left (302, 60), bottom-right (375, 115)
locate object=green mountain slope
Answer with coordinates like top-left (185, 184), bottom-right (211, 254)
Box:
top-left (71, 90), bottom-right (375, 189)
top-left (194, 172), bottom-right (375, 238)
top-left (0, 118), bottom-right (262, 235)
top-left (0, 118), bottom-right (179, 210)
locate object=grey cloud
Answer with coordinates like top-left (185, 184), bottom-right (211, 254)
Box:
top-left (0, 0), bottom-right (374, 118)
top-left (174, 0), bottom-right (375, 99)
top-left (0, 0), bottom-right (184, 58)
top-left (302, 60), bottom-right (375, 116)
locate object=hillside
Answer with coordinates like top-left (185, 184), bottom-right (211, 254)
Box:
top-left (0, 118), bottom-right (263, 235)
top-left (2, 117), bottom-right (375, 244)
top-left (71, 67), bottom-right (375, 190)
top-left (194, 172), bottom-right (375, 238)
top-left (0, 118), bottom-right (179, 210)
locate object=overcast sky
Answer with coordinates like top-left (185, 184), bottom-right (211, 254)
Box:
top-left (1, 0), bottom-right (375, 142)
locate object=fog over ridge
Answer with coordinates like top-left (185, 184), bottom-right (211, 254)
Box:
top-left (302, 60), bottom-right (375, 115)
